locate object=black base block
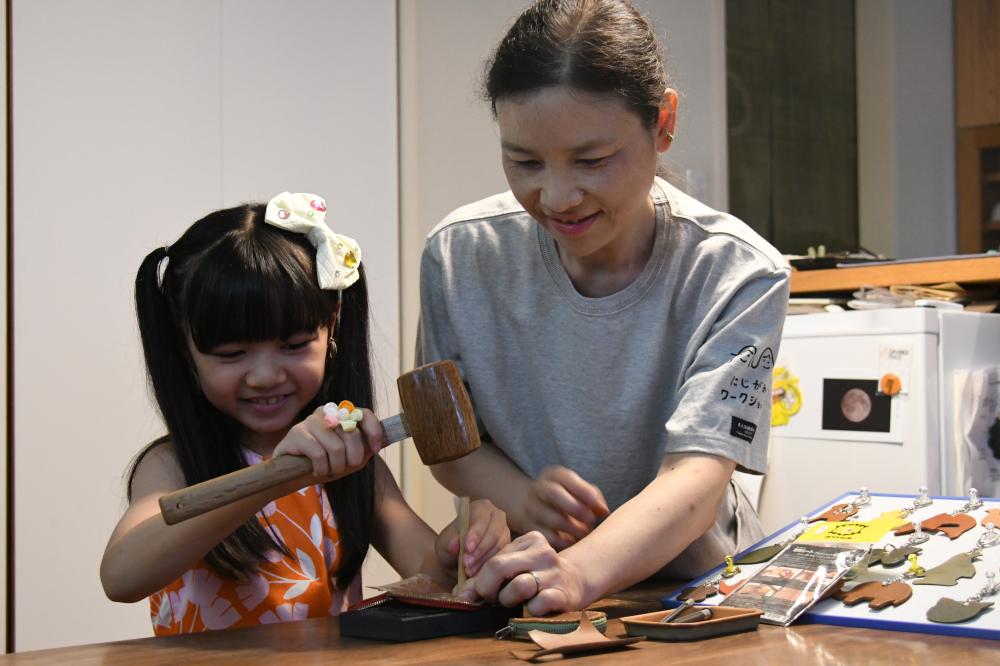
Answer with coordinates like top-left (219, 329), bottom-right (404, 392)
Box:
top-left (339, 600), bottom-right (518, 642)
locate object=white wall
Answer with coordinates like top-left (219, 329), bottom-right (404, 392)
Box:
top-left (11, 0), bottom-right (397, 651)
top-left (637, 0), bottom-right (729, 210)
top-left (398, 0), bottom-right (729, 526)
top-left (857, 0), bottom-right (956, 259)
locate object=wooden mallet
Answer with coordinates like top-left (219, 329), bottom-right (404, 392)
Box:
top-left (159, 360), bottom-right (479, 525)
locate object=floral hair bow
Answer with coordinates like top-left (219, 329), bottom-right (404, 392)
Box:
top-left (264, 192), bottom-right (362, 290)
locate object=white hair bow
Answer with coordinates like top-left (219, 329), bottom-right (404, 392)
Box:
top-left (264, 192), bottom-right (362, 290)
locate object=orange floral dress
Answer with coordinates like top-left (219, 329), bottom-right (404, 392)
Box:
top-left (149, 451), bottom-right (361, 634)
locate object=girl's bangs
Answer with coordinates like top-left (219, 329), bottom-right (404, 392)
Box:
top-left (185, 235), bottom-right (334, 351)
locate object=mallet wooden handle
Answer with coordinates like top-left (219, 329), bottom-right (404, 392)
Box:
top-left (159, 414), bottom-right (408, 525)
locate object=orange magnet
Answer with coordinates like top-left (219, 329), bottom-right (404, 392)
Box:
top-left (879, 373), bottom-right (902, 396)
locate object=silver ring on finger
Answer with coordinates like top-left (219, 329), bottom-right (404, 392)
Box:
top-left (529, 571), bottom-right (542, 598)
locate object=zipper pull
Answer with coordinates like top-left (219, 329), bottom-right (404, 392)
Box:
top-left (494, 624), bottom-right (514, 640)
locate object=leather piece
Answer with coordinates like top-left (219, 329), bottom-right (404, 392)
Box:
top-left (912, 553), bottom-right (978, 587)
top-left (511, 612), bottom-right (645, 662)
top-left (927, 597), bottom-right (995, 624)
top-left (735, 543), bottom-right (784, 565)
top-left (677, 584), bottom-right (718, 602)
top-left (718, 578), bottom-right (748, 595)
top-left (837, 581), bottom-right (913, 609)
top-left (893, 513), bottom-right (977, 540)
top-left (808, 503), bottom-right (860, 523)
top-left (372, 574), bottom-right (483, 610)
top-left (870, 545), bottom-right (922, 567)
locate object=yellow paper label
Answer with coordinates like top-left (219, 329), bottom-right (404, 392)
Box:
top-left (797, 513), bottom-right (901, 543)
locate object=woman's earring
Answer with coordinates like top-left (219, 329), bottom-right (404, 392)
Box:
top-left (328, 334), bottom-right (338, 359)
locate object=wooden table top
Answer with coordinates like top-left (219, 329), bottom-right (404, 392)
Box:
top-left (3, 583), bottom-right (998, 664)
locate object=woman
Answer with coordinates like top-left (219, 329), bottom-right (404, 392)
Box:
top-left (416, 0), bottom-right (789, 615)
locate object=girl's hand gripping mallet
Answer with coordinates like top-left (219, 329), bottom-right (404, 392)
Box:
top-left (159, 360), bottom-right (479, 524)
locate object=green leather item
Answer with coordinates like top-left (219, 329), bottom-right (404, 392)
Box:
top-left (912, 553), bottom-right (978, 587)
top-left (735, 543), bottom-right (784, 565)
top-left (496, 611), bottom-right (608, 640)
top-left (926, 597), bottom-right (994, 624)
top-left (870, 545), bottom-right (922, 567)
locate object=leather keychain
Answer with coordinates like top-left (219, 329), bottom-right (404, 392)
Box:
top-left (807, 487), bottom-right (873, 523)
top-left (836, 553), bottom-right (927, 609)
top-left (677, 555), bottom-right (742, 602)
top-left (913, 525), bottom-right (999, 587)
top-left (982, 509), bottom-right (1000, 528)
top-left (735, 518), bottom-right (811, 566)
top-left (866, 543), bottom-right (924, 568)
top-left (927, 570), bottom-right (1000, 624)
top-left (894, 489), bottom-right (981, 541)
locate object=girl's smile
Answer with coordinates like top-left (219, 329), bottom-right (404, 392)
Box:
top-left (188, 327), bottom-right (330, 453)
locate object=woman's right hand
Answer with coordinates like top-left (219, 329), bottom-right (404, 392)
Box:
top-left (513, 466), bottom-right (610, 550)
top-left (456, 531), bottom-right (590, 615)
top-left (272, 405), bottom-right (384, 482)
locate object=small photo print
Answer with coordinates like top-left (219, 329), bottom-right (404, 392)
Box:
top-left (772, 587), bottom-right (809, 603)
top-left (738, 582), bottom-right (780, 598)
top-left (760, 566), bottom-right (800, 582)
top-left (822, 379), bottom-right (891, 432)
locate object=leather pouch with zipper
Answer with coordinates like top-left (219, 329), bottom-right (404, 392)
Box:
top-left (495, 610), bottom-right (609, 640)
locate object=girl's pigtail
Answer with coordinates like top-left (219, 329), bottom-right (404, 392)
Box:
top-left (129, 247), bottom-right (185, 499)
top-left (325, 271), bottom-right (376, 589)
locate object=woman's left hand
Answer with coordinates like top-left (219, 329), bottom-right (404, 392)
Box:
top-left (436, 499), bottom-right (510, 579)
top-left (456, 531), bottom-right (587, 616)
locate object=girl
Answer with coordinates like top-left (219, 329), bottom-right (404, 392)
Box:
top-left (417, 0), bottom-right (790, 614)
top-left (101, 192), bottom-right (509, 634)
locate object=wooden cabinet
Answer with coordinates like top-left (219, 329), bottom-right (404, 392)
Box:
top-left (955, 0), bottom-right (1000, 128)
top-left (957, 125), bottom-right (1000, 253)
top-left (955, 1), bottom-right (1000, 252)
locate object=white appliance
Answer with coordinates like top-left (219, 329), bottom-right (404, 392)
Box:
top-left (758, 307), bottom-right (1000, 533)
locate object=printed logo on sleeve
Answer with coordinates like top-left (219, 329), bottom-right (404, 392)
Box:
top-left (730, 416), bottom-right (757, 444)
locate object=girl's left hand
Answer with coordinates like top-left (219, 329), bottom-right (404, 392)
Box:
top-left (435, 499), bottom-right (510, 579)
top-left (455, 531), bottom-right (587, 616)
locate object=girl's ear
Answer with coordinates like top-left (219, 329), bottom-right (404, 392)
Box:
top-left (655, 89), bottom-right (678, 153)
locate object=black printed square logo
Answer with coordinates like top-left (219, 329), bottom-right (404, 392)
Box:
top-left (730, 416), bottom-right (757, 444)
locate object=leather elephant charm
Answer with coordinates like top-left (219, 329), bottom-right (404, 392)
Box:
top-left (893, 513), bottom-right (976, 540)
top-left (837, 581), bottom-right (913, 609)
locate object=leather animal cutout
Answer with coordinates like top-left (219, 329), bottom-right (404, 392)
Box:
top-left (511, 612), bottom-right (644, 662)
top-left (927, 598), bottom-right (994, 624)
top-left (843, 553), bottom-right (886, 586)
top-left (735, 544), bottom-right (784, 565)
top-left (982, 509), bottom-right (1000, 528)
top-left (912, 553), bottom-right (977, 587)
top-left (718, 578), bottom-right (747, 596)
top-left (869, 545), bottom-right (922, 567)
top-left (893, 513), bottom-right (976, 540)
top-left (808, 503), bottom-right (859, 523)
top-left (837, 581), bottom-right (912, 609)
top-left (821, 579), bottom-right (845, 601)
top-left (677, 584), bottom-right (717, 603)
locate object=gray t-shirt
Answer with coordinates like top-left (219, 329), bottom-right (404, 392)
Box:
top-left (417, 178), bottom-right (790, 576)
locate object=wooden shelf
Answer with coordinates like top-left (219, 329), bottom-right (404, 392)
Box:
top-left (790, 255), bottom-right (1000, 294)
top-left (983, 172), bottom-right (1000, 183)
